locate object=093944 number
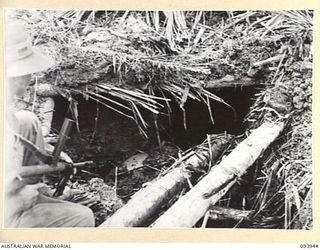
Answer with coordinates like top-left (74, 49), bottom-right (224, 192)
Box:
top-left (300, 244), bottom-right (319, 248)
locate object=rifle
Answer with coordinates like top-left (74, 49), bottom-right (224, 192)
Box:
top-left (11, 160), bottom-right (94, 196)
top-left (14, 118), bottom-right (93, 196)
top-left (17, 161), bottom-right (94, 179)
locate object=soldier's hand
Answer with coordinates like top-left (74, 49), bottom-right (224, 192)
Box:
top-left (60, 151), bottom-right (73, 164)
top-left (5, 182), bottom-right (45, 225)
top-left (15, 182), bottom-right (45, 211)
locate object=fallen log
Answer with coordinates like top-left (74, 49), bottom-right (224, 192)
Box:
top-left (201, 206), bottom-right (283, 228)
top-left (204, 75), bottom-right (259, 89)
top-left (201, 206), bottom-right (254, 228)
top-left (99, 134), bottom-right (232, 227)
top-left (152, 121), bottom-right (284, 228)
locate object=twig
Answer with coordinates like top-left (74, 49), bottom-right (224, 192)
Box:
top-left (207, 134), bottom-right (212, 170)
top-left (272, 52), bottom-right (287, 86)
top-left (161, 151), bottom-right (196, 176)
top-left (144, 165), bottom-right (161, 172)
top-left (90, 97), bottom-right (100, 142)
top-left (153, 114), bottom-right (162, 153)
top-left (31, 75), bottom-right (38, 112)
top-left (114, 166), bottom-right (118, 196)
top-left (201, 210), bottom-right (211, 228)
top-left (252, 54), bottom-right (284, 67)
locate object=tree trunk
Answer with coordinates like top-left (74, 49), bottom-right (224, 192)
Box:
top-left (99, 135), bottom-right (231, 227)
top-left (152, 122), bottom-right (284, 228)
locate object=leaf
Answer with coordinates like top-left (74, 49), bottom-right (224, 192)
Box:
top-left (180, 85), bottom-right (190, 109)
top-left (122, 153), bottom-right (149, 171)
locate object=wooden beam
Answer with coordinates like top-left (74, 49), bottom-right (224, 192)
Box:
top-left (204, 75), bottom-right (259, 89)
top-left (152, 122), bottom-right (284, 228)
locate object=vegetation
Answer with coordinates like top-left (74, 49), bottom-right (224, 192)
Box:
top-left (7, 10), bottom-right (313, 229)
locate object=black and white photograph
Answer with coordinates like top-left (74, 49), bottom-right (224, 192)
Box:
top-left (4, 9), bottom-right (313, 229)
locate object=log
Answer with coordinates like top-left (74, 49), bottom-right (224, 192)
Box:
top-left (99, 135), bottom-right (231, 227)
top-left (152, 121), bottom-right (284, 228)
top-left (201, 206), bottom-right (254, 228)
top-left (204, 75), bottom-right (259, 89)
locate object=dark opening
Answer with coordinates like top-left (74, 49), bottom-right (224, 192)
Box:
top-left (51, 85), bottom-right (262, 175)
top-left (159, 86), bottom-right (262, 148)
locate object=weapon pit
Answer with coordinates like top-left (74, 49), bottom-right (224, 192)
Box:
top-left (46, 84), bottom-right (267, 226)
top-left (51, 85), bottom-right (262, 172)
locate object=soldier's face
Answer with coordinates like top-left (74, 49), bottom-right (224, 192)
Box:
top-left (8, 74), bottom-right (32, 98)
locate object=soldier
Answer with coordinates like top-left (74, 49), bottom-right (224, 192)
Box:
top-left (5, 21), bottom-right (94, 228)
